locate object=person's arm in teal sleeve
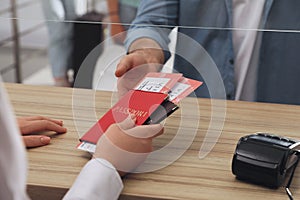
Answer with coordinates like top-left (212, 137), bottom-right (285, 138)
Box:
top-left (116, 0), bottom-right (179, 78)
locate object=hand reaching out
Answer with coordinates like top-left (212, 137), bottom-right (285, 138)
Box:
top-left (115, 38), bottom-right (165, 98)
top-left (17, 116), bottom-right (67, 148)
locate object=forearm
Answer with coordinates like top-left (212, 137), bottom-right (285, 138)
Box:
top-left (124, 0), bottom-right (179, 63)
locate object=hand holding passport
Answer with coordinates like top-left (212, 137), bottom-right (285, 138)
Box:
top-left (77, 72), bottom-right (202, 153)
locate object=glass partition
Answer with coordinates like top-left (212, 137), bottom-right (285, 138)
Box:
top-left (1, 1), bottom-right (300, 198)
top-left (1, 0), bottom-right (300, 105)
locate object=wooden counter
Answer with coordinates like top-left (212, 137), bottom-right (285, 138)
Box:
top-left (5, 83), bottom-right (300, 200)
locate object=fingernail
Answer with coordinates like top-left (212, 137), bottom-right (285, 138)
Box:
top-left (40, 136), bottom-right (50, 144)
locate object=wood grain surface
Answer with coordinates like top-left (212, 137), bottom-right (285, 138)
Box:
top-left (5, 83), bottom-right (300, 200)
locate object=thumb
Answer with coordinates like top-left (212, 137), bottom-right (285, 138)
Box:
top-left (126, 124), bottom-right (164, 139)
top-left (117, 114), bottom-right (137, 130)
top-left (23, 135), bottom-right (51, 148)
top-left (115, 56), bottom-right (134, 77)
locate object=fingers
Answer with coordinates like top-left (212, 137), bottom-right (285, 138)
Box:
top-left (21, 120), bottom-right (67, 135)
top-left (23, 135), bottom-right (51, 148)
top-left (125, 124), bottom-right (164, 139)
top-left (20, 116), bottom-right (63, 126)
top-left (150, 126), bottom-right (164, 139)
top-left (18, 116), bottom-right (66, 148)
top-left (115, 52), bottom-right (150, 77)
top-left (117, 114), bottom-right (137, 130)
top-left (113, 113), bottom-right (164, 139)
top-left (115, 55), bottom-right (135, 77)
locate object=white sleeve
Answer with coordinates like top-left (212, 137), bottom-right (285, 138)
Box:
top-left (63, 158), bottom-right (123, 200)
top-left (0, 78), bottom-right (30, 200)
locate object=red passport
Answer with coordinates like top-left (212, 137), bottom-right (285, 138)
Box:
top-left (80, 90), bottom-right (168, 144)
